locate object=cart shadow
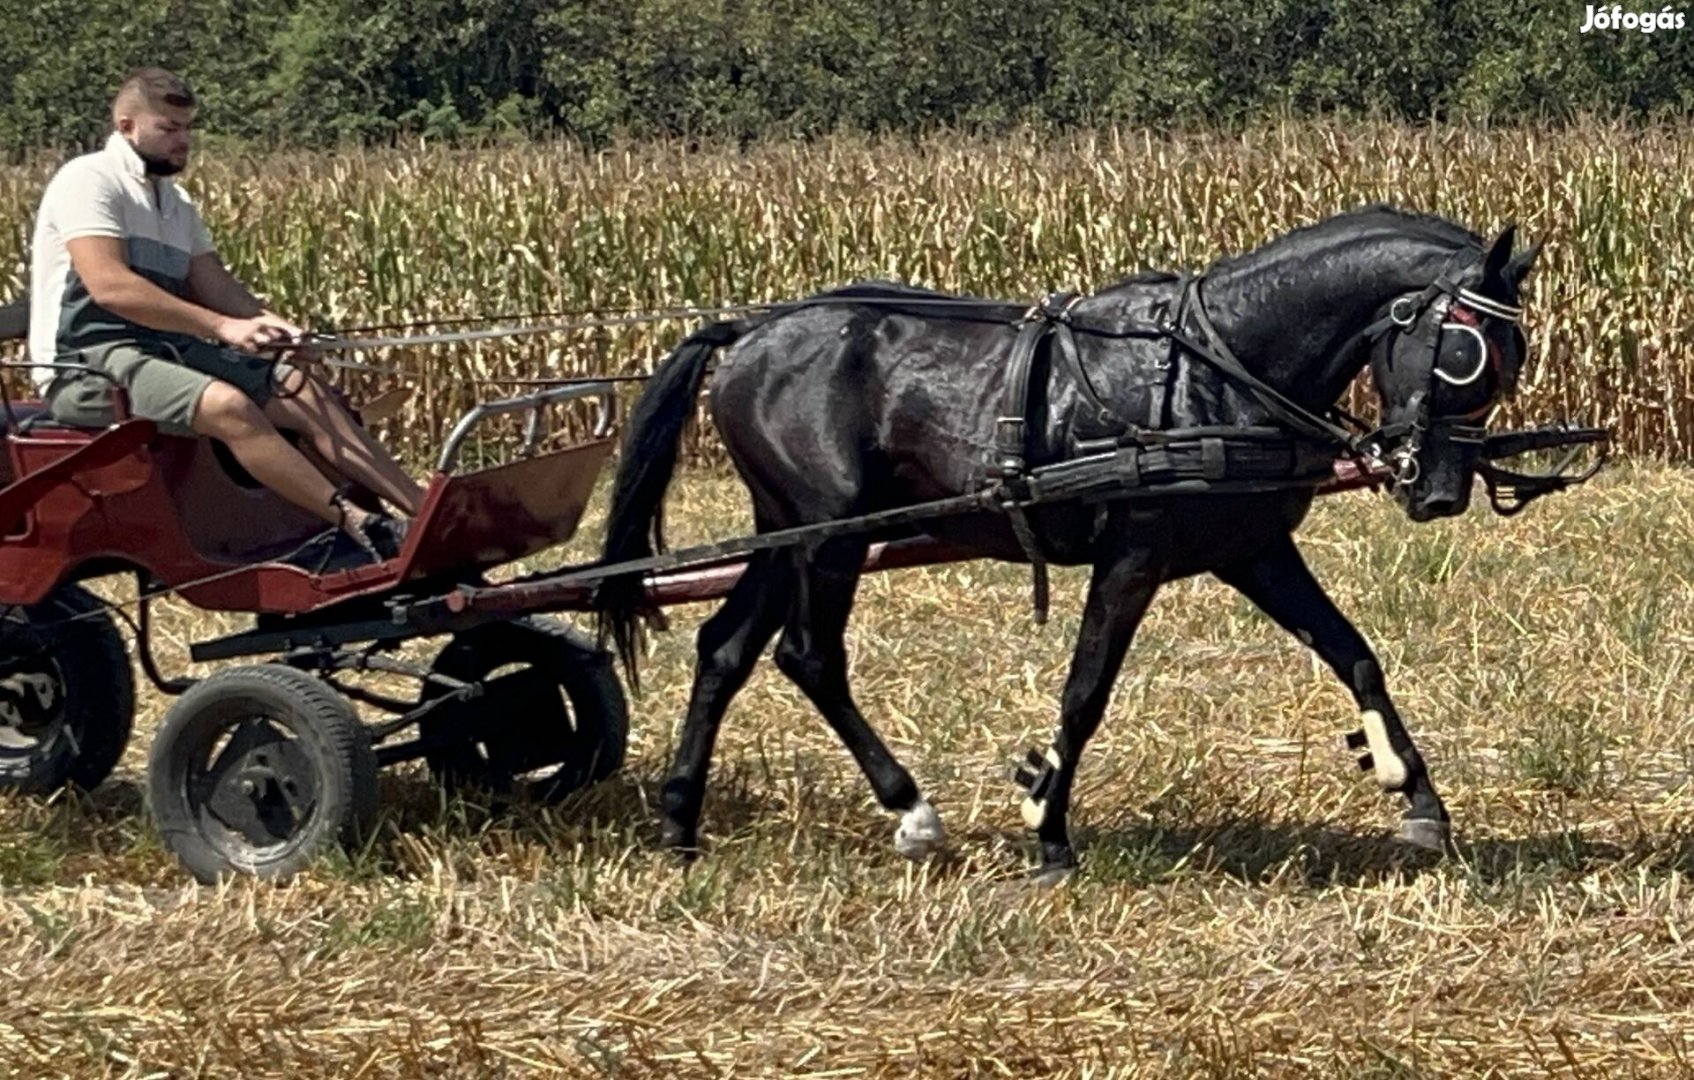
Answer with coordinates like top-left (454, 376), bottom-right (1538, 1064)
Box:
top-left (77, 776), bottom-right (149, 819)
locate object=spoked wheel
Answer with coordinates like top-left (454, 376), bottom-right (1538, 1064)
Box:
top-left (147, 665), bottom-right (378, 884)
top-left (0, 584), bottom-right (135, 794)
top-left (420, 617), bottom-right (628, 804)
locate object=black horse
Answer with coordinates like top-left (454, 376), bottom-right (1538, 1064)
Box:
top-left (594, 204), bottom-right (1540, 876)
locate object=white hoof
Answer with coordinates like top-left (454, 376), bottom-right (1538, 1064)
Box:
top-left (893, 800), bottom-right (945, 859)
top-left (1021, 795), bottom-right (1047, 831)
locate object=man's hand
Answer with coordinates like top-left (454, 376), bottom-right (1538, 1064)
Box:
top-left (215, 313), bottom-right (303, 352)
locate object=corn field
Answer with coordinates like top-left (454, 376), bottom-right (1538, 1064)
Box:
top-left (1, 117), bottom-right (1690, 463)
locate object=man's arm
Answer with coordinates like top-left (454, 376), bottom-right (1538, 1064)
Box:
top-left (69, 236), bottom-right (225, 338)
top-left (67, 237), bottom-right (293, 351)
top-left (186, 251), bottom-right (279, 322)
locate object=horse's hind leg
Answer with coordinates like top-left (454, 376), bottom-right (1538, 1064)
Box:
top-left (1212, 535), bottom-right (1451, 851)
top-left (773, 536), bottom-right (943, 859)
top-left (659, 548), bottom-right (791, 853)
top-left (1015, 549), bottom-right (1161, 879)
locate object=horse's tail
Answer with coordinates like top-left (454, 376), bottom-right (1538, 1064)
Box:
top-left (592, 316), bottom-right (761, 689)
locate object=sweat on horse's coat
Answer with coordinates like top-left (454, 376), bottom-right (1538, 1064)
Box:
top-left (594, 204), bottom-right (1540, 873)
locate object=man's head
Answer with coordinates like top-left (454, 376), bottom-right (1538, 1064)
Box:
top-left (111, 67), bottom-right (196, 177)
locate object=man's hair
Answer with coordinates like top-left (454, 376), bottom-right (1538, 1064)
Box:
top-left (111, 67), bottom-right (196, 124)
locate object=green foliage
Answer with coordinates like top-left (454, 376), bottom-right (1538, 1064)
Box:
top-left (2, 0), bottom-right (1693, 155)
top-left (0, 0), bottom-right (287, 153)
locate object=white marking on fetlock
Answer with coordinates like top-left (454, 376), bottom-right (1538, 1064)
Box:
top-left (1020, 747), bottom-right (1063, 830)
top-left (893, 800), bottom-right (945, 859)
top-left (1361, 709), bottom-right (1409, 791)
top-left (1020, 796), bottom-right (1046, 831)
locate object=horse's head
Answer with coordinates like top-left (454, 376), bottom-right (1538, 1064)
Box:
top-left (1364, 224), bottom-right (1541, 522)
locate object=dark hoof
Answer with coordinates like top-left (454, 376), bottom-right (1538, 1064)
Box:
top-left (658, 820), bottom-right (700, 858)
top-left (1031, 863), bottom-right (1075, 889)
top-left (1396, 817), bottom-right (1452, 855)
top-left (1032, 841), bottom-right (1078, 888)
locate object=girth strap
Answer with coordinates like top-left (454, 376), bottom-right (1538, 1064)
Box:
top-left (991, 290), bottom-right (1099, 624)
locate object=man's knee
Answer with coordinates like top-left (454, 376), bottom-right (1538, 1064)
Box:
top-left (262, 367), bottom-right (331, 423)
top-left (273, 365), bottom-right (310, 397)
top-left (191, 380), bottom-right (270, 438)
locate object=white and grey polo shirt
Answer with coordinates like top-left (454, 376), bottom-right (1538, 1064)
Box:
top-left (28, 131), bottom-right (215, 390)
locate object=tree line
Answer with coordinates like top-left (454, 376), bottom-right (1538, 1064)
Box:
top-left (3, 0), bottom-right (1691, 155)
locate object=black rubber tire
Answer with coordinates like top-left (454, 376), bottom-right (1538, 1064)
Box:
top-left (420, 617), bottom-right (628, 803)
top-left (0, 583), bottom-right (135, 794)
top-left (147, 664), bottom-right (378, 884)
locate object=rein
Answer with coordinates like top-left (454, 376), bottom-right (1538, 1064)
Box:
top-left (275, 265), bottom-right (1588, 519)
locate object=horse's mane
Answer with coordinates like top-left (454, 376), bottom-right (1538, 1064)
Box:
top-left (1208, 203), bottom-right (1484, 274)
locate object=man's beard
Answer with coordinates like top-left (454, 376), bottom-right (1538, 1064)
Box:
top-left (139, 151), bottom-right (183, 177)
top-left (127, 138), bottom-right (183, 176)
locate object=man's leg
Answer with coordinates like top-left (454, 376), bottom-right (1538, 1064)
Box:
top-left (170, 344), bottom-right (425, 518)
top-left (189, 380), bottom-right (346, 527)
top-left (261, 367), bottom-right (424, 517)
top-left (48, 345), bottom-right (389, 540)
top-left (191, 381), bottom-right (406, 556)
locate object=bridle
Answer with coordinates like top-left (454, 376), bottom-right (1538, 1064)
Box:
top-left (1344, 257), bottom-right (1526, 489)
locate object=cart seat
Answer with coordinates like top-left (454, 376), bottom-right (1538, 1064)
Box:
top-left (4, 296), bottom-right (106, 438)
top-left (0, 403), bottom-right (103, 488)
top-left (0, 403), bottom-right (51, 436)
top-left (1, 404), bottom-right (102, 439)
top-left (17, 413), bottom-right (93, 435)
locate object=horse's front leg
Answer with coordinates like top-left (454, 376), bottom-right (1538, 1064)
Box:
top-left (1213, 535), bottom-right (1451, 851)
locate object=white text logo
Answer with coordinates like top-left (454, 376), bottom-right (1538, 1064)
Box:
top-left (1580, 5), bottom-right (1686, 31)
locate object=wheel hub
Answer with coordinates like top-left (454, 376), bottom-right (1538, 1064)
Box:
top-left (197, 721), bottom-right (319, 848)
top-left (0, 660), bottom-right (67, 749)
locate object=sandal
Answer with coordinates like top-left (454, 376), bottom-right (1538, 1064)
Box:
top-left (331, 492), bottom-right (411, 563)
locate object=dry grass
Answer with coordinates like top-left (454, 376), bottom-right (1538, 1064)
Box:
top-left (2, 455), bottom-right (1693, 1076)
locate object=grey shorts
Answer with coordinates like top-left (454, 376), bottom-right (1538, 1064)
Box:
top-left (45, 340), bottom-right (298, 436)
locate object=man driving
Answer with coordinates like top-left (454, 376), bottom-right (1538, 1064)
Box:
top-left (28, 66), bottom-right (424, 560)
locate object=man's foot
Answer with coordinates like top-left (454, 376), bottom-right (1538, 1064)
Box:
top-left (345, 511), bottom-right (411, 562)
top-left (331, 493), bottom-right (411, 563)
top-left (280, 531), bottom-right (374, 574)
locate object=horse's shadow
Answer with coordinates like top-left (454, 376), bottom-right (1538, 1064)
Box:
top-left (19, 775), bottom-right (1683, 891)
top-left (358, 761), bottom-right (804, 863)
top-left (1065, 815), bottom-right (1638, 889)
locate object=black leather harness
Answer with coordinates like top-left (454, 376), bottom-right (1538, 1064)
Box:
top-left (986, 291), bottom-right (1113, 624)
top-left (977, 264), bottom-right (1537, 623)
top-left (982, 278), bottom-right (1365, 623)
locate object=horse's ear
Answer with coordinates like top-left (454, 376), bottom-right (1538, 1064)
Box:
top-left (1482, 223), bottom-right (1517, 283)
top-left (1505, 239), bottom-right (1543, 285)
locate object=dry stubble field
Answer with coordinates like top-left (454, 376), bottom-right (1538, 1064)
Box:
top-left (2, 456), bottom-right (1694, 1076)
top-left (3, 121), bottom-right (1694, 1076)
